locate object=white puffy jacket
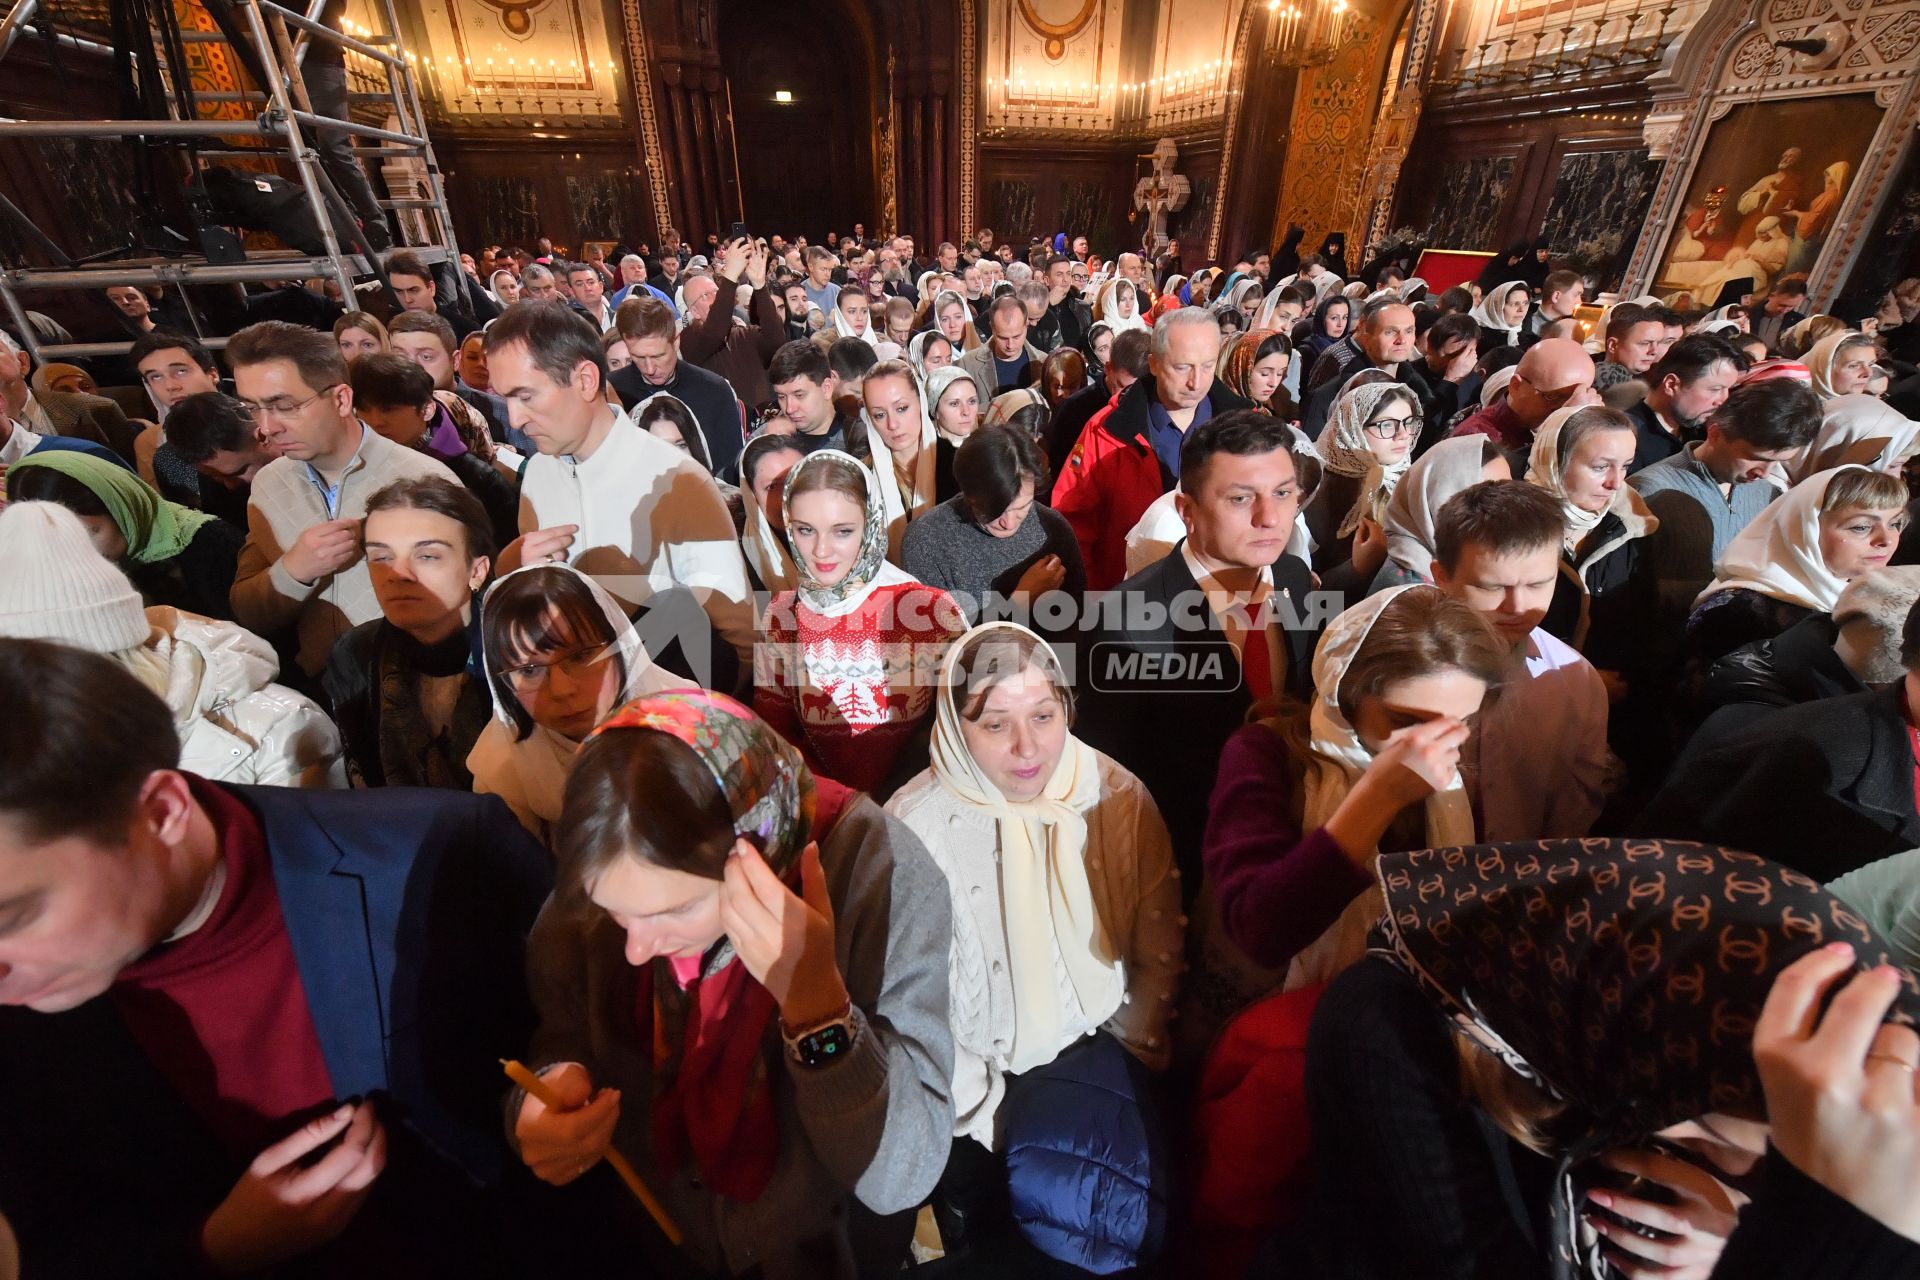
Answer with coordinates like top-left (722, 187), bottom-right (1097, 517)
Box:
top-left (143, 607), bottom-right (345, 788)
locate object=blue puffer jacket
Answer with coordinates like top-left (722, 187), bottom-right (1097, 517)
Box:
top-left (1001, 1032), bottom-right (1168, 1274)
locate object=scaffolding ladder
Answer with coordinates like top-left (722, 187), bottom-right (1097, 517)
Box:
top-left (0, 0), bottom-right (463, 362)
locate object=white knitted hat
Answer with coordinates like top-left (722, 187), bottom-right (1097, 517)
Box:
top-left (0, 500), bottom-right (150, 653)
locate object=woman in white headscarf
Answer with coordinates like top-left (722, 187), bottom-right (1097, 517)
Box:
top-left (908, 329), bottom-right (956, 384)
top-left (1470, 280), bottom-right (1532, 353)
top-left (1688, 463), bottom-right (1909, 665)
top-left (1211, 277), bottom-right (1264, 326)
top-left (755, 449), bottom-right (965, 796)
top-left (859, 358), bottom-right (950, 559)
top-left (831, 286), bottom-right (882, 350)
top-left (1373, 435), bottom-right (1513, 591)
top-left (1786, 392), bottom-right (1920, 485)
top-left (1525, 404), bottom-right (1658, 661)
top-left (1806, 329), bottom-right (1882, 401)
top-left (468, 563), bottom-right (690, 844)
top-left (1305, 375), bottom-right (1422, 587)
top-left (930, 288), bottom-right (981, 353)
top-left (1189, 584), bottom-right (1504, 1023)
top-left (886, 622), bottom-right (1182, 1146)
top-left (1093, 278), bottom-right (1150, 334)
top-left (925, 364), bottom-right (986, 447)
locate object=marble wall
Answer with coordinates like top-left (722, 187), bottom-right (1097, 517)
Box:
top-left (1420, 154), bottom-right (1515, 251)
top-left (1538, 148), bottom-right (1660, 292)
top-left (1, 138), bottom-right (144, 266)
top-left (1060, 180), bottom-right (1120, 253)
top-left (988, 180), bottom-right (1039, 243)
top-left (472, 176), bottom-right (541, 249)
top-left (564, 174), bottom-right (631, 243)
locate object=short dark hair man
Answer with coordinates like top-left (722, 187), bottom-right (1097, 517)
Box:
top-left (129, 329), bottom-right (224, 507)
top-left (387, 309), bottom-right (518, 451)
top-left (1041, 254), bottom-right (1091, 353)
top-left (767, 339), bottom-right (854, 454)
top-left (484, 300), bottom-right (753, 670)
top-left (1618, 333), bottom-right (1747, 473)
top-left (611, 295), bottom-right (747, 476)
top-left (1594, 303), bottom-right (1665, 393)
top-left (1526, 270), bottom-right (1586, 341)
top-left (1430, 480), bottom-right (1616, 839)
top-left (1630, 377), bottom-right (1821, 613)
top-left (1752, 278), bottom-right (1810, 350)
top-left (1074, 408), bottom-right (1318, 894)
top-left (386, 250), bottom-right (477, 341)
top-left (1398, 312), bottom-right (1482, 451)
top-left (1054, 308), bottom-right (1254, 589)
top-left (159, 391), bottom-right (274, 530)
top-left (0, 637), bottom-right (563, 1273)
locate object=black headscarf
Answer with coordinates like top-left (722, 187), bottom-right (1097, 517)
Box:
top-left (1298, 293), bottom-right (1352, 361)
top-left (1477, 239), bottom-right (1534, 292)
top-left (1317, 232), bottom-right (1351, 280)
top-left (1375, 838), bottom-right (1920, 1279)
top-left (1273, 224), bottom-right (1306, 278)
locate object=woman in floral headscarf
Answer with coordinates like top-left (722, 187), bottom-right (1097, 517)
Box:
top-left (1307, 837), bottom-right (1920, 1280)
top-left (1304, 373), bottom-right (1423, 590)
top-left (755, 449), bottom-right (965, 796)
top-left (513, 689), bottom-right (956, 1278)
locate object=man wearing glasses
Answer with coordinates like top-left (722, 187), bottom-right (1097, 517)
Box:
top-left (1451, 337), bottom-right (1599, 473)
top-left (228, 321), bottom-right (455, 682)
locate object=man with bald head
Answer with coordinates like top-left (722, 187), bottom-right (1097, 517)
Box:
top-left (1451, 336), bottom-right (1598, 469)
top-left (1302, 300), bottom-right (1421, 435)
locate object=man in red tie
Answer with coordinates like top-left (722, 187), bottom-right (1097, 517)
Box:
top-left (1074, 409), bottom-right (1333, 897)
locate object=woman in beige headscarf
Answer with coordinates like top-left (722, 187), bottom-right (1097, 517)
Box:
top-left (1805, 328), bottom-right (1882, 401)
top-left (886, 622), bottom-right (1181, 1144)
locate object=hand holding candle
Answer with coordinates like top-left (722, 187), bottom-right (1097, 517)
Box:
top-left (503, 1059), bottom-right (683, 1244)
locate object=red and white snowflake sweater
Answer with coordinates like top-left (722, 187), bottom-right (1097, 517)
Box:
top-left (754, 575), bottom-right (965, 794)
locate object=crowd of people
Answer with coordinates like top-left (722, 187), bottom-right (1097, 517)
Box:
top-left (2, 214), bottom-right (1920, 1280)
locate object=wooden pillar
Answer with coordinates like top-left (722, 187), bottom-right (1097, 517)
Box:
top-left (929, 91), bottom-right (948, 245)
top-left (690, 79), bottom-right (718, 229)
top-left (704, 69), bottom-right (738, 222)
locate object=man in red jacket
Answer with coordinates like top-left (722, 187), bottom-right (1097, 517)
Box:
top-left (1053, 308), bottom-right (1253, 588)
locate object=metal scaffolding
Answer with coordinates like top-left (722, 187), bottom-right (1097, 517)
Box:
top-left (0, 0), bottom-right (463, 363)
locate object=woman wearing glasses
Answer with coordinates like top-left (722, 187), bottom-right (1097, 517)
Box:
top-left (1305, 372), bottom-right (1423, 594)
top-left (468, 562), bottom-right (689, 844)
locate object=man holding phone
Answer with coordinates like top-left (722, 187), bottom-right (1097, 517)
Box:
top-left (227, 321), bottom-right (457, 680)
top-left (681, 235), bottom-right (787, 414)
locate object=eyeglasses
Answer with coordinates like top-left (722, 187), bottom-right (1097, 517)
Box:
top-left (1363, 415), bottom-right (1419, 440)
top-left (237, 384), bottom-right (341, 421)
top-left (1514, 374), bottom-right (1585, 407)
top-left (496, 644), bottom-right (614, 692)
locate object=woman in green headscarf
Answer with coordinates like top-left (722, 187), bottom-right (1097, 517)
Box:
top-left (6, 449), bottom-right (244, 620)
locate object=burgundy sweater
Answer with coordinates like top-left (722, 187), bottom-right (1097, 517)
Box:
top-left (1202, 722), bottom-right (1374, 972)
top-left (110, 779), bottom-right (334, 1158)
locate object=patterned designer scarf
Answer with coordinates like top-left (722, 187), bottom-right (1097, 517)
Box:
top-left (586, 689), bottom-right (824, 1203)
top-left (1315, 378), bottom-right (1420, 539)
top-left (1373, 838), bottom-right (1920, 1280)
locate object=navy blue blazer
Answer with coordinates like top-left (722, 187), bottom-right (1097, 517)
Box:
top-left (0, 784), bottom-right (556, 1277)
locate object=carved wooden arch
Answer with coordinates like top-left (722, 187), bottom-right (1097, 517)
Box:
top-left (1015, 0), bottom-right (1101, 60)
top-left (1622, 0), bottom-right (1920, 304)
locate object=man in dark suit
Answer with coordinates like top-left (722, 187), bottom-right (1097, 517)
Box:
top-left (1634, 606), bottom-right (1920, 881)
top-left (1073, 410), bottom-right (1331, 895)
top-left (0, 639), bottom-right (603, 1276)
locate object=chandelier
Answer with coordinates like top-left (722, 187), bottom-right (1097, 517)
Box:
top-left (1265, 0), bottom-right (1358, 68)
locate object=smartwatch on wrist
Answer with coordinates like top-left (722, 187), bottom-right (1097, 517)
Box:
top-left (781, 1003), bottom-right (855, 1069)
